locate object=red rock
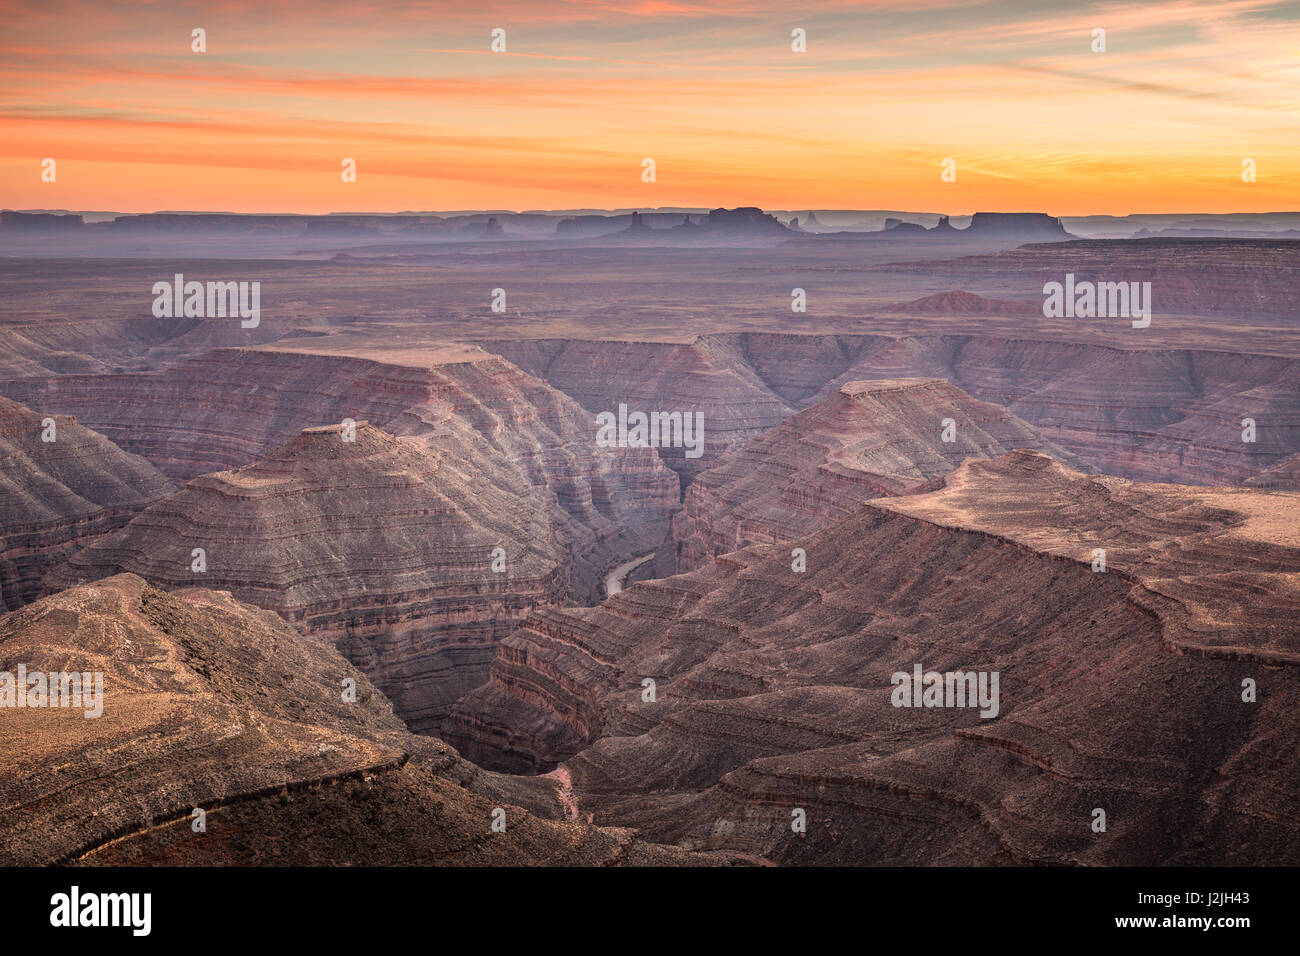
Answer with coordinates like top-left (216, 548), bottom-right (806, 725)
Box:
top-left (31, 345), bottom-right (678, 733)
top-left (48, 423), bottom-right (573, 732)
top-left (486, 333), bottom-right (1299, 488)
top-left (9, 344), bottom-right (678, 598)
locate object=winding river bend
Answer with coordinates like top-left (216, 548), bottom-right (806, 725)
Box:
top-left (603, 552), bottom-right (655, 598)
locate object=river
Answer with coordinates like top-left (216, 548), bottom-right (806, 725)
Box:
top-left (603, 552), bottom-right (655, 597)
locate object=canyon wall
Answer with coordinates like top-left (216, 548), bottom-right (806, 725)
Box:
top-left (447, 452), bottom-right (1300, 864)
top-left (667, 377), bottom-right (1086, 571)
top-left (5, 344), bottom-right (679, 600)
top-left (878, 238), bottom-right (1300, 317)
top-left (482, 337), bottom-right (795, 487)
top-left (22, 345), bottom-right (678, 731)
top-left (0, 574), bottom-right (711, 866)
top-left (480, 333), bottom-right (1299, 489)
top-left (0, 396), bottom-right (173, 611)
top-left (48, 423), bottom-right (572, 732)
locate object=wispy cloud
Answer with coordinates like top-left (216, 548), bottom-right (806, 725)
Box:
top-left (1, 0), bottom-right (1296, 212)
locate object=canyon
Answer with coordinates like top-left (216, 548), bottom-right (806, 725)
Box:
top-left (18, 345), bottom-right (677, 733)
top-left (1, 227), bottom-right (1296, 867)
top-left (0, 574), bottom-right (714, 865)
top-left (665, 377), bottom-right (1086, 572)
top-left (46, 421), bottom-right (572, 732)
top-left (446, 452), bottom-right (1300, 863)
top-left (489, 332), bottom-right (1299, 491)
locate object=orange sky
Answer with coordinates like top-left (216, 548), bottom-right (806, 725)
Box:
top-left (2, 0), bottom-right (1297, 214)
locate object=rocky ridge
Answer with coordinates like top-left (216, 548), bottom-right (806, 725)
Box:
top-left (0, 396), bottom-right (173, 612)
top-left (6, 344), bottom-right (679, 600)
top-left (0, 574), bottom-right (715, 866)
top-left (667, 378), bottom-right (1086, 571)
top-left (486, 332), bottom-right (1299, 489)
top-left (47, 423), bottom-right (571, 732)
top-left (446, 452), bottom-right (1300, 864)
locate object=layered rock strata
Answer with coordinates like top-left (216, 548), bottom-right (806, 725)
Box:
top-left (49, 423), bottom-right (573, 731)
top-left (482, 333), bottom-right (1299, 488)
top-left (0, 396), bottom-right (173, 611)
top-left (448, 452), bottom-right (1300, 864)
top-left (1243, 452), bottom-right (1300, 490)
top-left (8, 344), bottom-right (679, 601)
top-left (668, 378), bottom-right (1085, 571)
top-left (0, 575), bottom-right (713, 866)
top-left (879, 238), bottom-right (1300, 317)
top-left (22, 346), bottom-right (677, 734)
top-left (480, 338), bottom-right (794, 487)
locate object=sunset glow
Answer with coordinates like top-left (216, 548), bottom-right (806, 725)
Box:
top-left (3, 0), bottom-right (1298, 214)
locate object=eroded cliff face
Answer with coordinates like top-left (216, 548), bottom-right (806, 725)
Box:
top-left (48, 423), bottom-right (574, 732)
top-left (879, 238), bottom-right (1300, 317)
top-left (0, 575), bottom-right (714, 866)
top-left (15, 332), bottom-right (1289, 499)
top-left (0, 397), bottom-right (174, 612)
top-left (7, 344), bottom-right (679, 601)
top-left (29, 345), bottom-right (678, 733)
top-left (482, 338), bottom-right (795, 487)
top-left (477, 333), bottom-right (1299, 491)
top-left (1244, 452), bottom-right (1300, 490)
top-left (926, 338), bottom-right (1300, 487)
top-left (667, 377), bottom-right (1086, 572)
top-left (447, 452), bottom-right (1300, 865)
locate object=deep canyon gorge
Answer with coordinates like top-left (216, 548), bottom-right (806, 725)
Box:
top-left (1, 233), bottom-right (1296, 866)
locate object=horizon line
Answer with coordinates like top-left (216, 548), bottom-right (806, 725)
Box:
top-left (9, 207), bottom-right (1300, 219)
